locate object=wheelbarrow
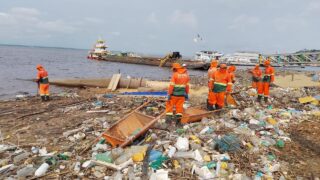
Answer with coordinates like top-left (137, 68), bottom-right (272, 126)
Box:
top-left (102, 101), bottom-right (165, 148)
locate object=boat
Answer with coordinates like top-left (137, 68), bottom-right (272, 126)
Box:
top-left (87, 39), bottom-right (208, 69)
top-left (220, 52), bottom-right (259, 66)
top-left (194, 50), bottom-right (223, 63)
top-left (219, 52), bottom-right (282, 67)
top-left (87, 38), bottom-right (109, 59)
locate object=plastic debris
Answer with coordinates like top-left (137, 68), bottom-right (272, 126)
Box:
top-left (175, 137), bottom-right (189, 151)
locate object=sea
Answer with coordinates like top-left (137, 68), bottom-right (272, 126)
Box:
top-left (0, 45), bottom-right (319, 100)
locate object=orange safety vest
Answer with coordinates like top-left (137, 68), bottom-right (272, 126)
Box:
top-left (209, 70), bottom-right (232, 93)
top-left (251, 67), bottom-right (262, 82)
top-left (262, 66), bottom-right (275, 83)
top-left (37, 69), bottom-right (49, 84)
top-left (168, 68), bottom-right (190, 96)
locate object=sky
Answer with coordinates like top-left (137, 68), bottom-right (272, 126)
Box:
top-left (0, 0), bottom-right (320, 56)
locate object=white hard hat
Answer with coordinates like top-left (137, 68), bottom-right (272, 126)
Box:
top-left (182, 64), bottom-right (187, 67)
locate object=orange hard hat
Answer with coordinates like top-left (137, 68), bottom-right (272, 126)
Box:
top-left (264, 60), bottom-right (271, 66)
top-left (36, 64), bottom-right (43, 70)
top-left (210, 60), bottom-right (218, 67)
top-left (172, 63), bottom-right (182, 70)
top-left (220, 64), bottom-right (227, 69)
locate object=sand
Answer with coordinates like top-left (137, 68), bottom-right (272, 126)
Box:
top-left (274, 74), bottom-right (319, 88)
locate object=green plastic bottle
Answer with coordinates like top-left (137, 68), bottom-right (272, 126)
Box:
top-left (149, 156), bottom-right (168, 170)
top-left (206, 161), bottom-right (217, 169)
top-left (95, 152), bottom-right (113, 163)
top-left (57, 154), bottom-right (69, 160)
top-left (276, 139), bottom-right (285, 148)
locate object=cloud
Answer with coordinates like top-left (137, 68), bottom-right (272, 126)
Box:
top-left (84, 17), bottom-right (104, 24)
top-left (10, 7), bottom-right (40, 17)
top-left (170, 10), bottom-right (198, 28)
top-left (147, 12), bottom-right (158, 24)
top-left (0, 7), bottom-right (77, 35)
top-left (37, 20), bottom-right (76, 33)
top-left (147, 34), bottom-right (157, 40)
top-left (111, 31), bottom-right (121, 36)
top-left (273, 16), bottom-right (307, 32)
top-left (0, 12), bottom-right (15, 25)
top-left (307, 1), bottom-right (320, 11)
top-left (228, 14), bottom-right (260, 30)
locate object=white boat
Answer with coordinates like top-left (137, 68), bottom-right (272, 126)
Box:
top-left (87, 39), bottom-right (109, 59)
top-left (220, 52), bottom-right (259, 66)
top-left (194, 51), bottom-right (223, 63)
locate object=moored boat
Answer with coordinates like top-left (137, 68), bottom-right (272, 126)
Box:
top-left (87, 39), bottom-right (208, 69)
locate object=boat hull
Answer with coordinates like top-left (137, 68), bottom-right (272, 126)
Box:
top-left (87, 55), bottom-right (208, 70)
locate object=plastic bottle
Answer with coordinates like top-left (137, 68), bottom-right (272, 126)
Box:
top-left (149, 156), bottom-right (168, 170)
top-left (254, 171), bottom-right (263, 180)
top-left (34, 163), bottom-right (49, 177)
top-left (215, 161), bottom-right (221, 176)
top-left (175, 137), bottom-right (189, 151)
top-left (57, 153), bottom-right (69, 160)
top-left (82, 160), bottom-right (92, 168)
top-left (95, 152), bottom-right (113, 163)
top-left (176, 128), bottom-right (186, 135)
top-left (190, 135), bottom-right (201, 144)
top-left (114, 153), bottom-right (132, 165)
top-left (74, 162), bottom-right (81, 172)
top-left (200, 126), bottom-right (213, 134)
top-left (17, 166), bottom-right (35, 178)
top-left (206, 161), bottom-right (217, 169)
top-left (148, 150), bottom-right (162, 162)
top-left (173, 151), bottom-right (194, 159)
top-left (168, 146), bottom-right (177, 158)
top-left (193, 166), bottom-right (215, 179)
top-left (115, 146), bottom-right (147, 165)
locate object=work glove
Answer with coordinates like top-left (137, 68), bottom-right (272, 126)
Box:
top-left (184, 93), bottom-right (189, 100)
top-left (226, 86), bottom-right (232, 93)
top-left (167, 95), bottom-right (171, 101)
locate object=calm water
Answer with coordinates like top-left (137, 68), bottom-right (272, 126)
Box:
top-left (0, 45), bottom-right (319, 99)
top-left (0, 45), bottom-right (205, 99)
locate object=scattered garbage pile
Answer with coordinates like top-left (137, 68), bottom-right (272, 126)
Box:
top-left (0, 73), bottom-right (320, 179)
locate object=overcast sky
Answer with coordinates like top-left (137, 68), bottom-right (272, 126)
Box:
top-left (0, 0), bottom-right (319, 55)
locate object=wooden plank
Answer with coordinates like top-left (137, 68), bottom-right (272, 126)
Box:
top-left (107, 74), bottom-right (121, 91)
top-left (107, 74), bottom-right (116, 90)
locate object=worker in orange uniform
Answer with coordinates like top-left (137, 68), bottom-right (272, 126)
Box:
top-left (166, 63), bottom-right (190, 125)
top-left (36, 65), bottom-right (50, 101)
top-left (257, 59), bottom-right (275, 103)
top-left (227, 65), bottom-right (236, 83)
top-left (207, 59), bottom-right (219, 109)
top-left (208, 64), bottom-right (232, 110)
top-left (250, 64), bottom-right (262, 90)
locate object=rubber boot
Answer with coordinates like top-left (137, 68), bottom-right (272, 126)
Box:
top-left (45, 95), bottom-right (50, 101)
top-left (215, 105), bottom-right (222, 110)
top-left (175, 115), bottom-right (182, 127)
top-left (257, 95), bottom-right (262, 103)
top-left (165, 115), bottom-right (173, 124)
top-left (41, 96), bottom-right (45, 101)
top-left (207, 103), bottom-right (214, 111)
top-left (206, 99), bottom-right (210, 110)
top-left (264, 96), bottom-right (269, 103)
top-left (165, 115), bottom-right (174, 129)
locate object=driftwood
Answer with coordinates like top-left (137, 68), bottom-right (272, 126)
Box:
top-left (62, 127), bottom-right (84, 137)
top-left (17, 99), bottom-right (89, 119)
